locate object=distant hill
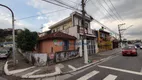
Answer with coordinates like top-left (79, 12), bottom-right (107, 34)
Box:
top-left (0, 28), bottom-right (22, 42)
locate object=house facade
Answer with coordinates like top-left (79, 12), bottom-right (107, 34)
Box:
top-left (48, 12), bottom-right (98, 56)
top-left (95, 30), bottom-right (113, 52)
top-left (37, 32), bottom-right (80, 63)
top-left (38, 32), bottom-right (76, 54)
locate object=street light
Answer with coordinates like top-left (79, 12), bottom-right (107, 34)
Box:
top-left (0, 4), bottom-right (16, 65)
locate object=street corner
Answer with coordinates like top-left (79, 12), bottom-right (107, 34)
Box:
top-left (3, 60), bottom-right (62, 79)
top-left (4, 60), bottom-right (36, 76)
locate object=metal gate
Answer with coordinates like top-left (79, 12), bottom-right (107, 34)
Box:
top-left (87, 40), bottom-right (96, 55)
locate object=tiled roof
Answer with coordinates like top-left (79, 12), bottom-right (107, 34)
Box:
top-left (39, 32), bottom-right (76, 41)
top-left (99, 30), bottom-right (110, 34)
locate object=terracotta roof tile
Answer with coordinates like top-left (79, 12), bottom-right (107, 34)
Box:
top-left (39, 32), bottom-right (76, 41)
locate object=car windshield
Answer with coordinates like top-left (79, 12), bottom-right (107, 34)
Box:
top-left (123, 46), bottom-right (135, 50)
top-left (0, 51), bottom-right (7, 54)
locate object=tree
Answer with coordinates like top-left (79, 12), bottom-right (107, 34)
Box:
top-left (16, 29), bottom-right (38, 52)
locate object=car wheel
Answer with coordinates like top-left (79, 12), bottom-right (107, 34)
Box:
top-left (135, 53), bottom-right (138, 56)
top-left (122, 54), bottom-right (125, 56)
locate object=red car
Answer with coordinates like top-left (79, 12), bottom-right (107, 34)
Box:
top-left (122, 46), bottom-right (138, 56)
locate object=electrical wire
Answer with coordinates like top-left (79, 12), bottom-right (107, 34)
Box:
top-left (42, 0), bottom-right (78, 11)
top-left (68, 0), bottom-right (81, 5)
top-left (93, 18), bottom-right (119, 35)
top-left (15, 9), bottom-right (67, 21)
top-left (108, 0), bottom-right (123, 21)
top-left (42, 0), bottom-right (118, 35)
top-left (53, 0), bottom-right (81, 11)
top-left (103, 0), bottom-right (122, 22)
top-left (95, 0), bottom-right (120, 23)
top-left (89, 0), bottom-right (112, 21)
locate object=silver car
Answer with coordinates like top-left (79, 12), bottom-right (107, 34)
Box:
top-left (0, 48), bottom-right (11, 58)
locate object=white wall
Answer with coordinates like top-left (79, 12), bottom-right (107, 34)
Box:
top-left (62, 26), bottom-right (80, 39)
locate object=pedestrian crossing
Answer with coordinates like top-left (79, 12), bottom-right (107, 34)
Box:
top-left (103, 74), bottom-right (117, 80)
top-left (76, 70), bottom-right (118, 80)
top-left (77, 70), bottom-right (99, 80)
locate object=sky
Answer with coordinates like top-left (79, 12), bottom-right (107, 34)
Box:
top-left (0, 0), bottom-right (142, 40)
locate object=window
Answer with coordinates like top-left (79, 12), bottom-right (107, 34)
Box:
top-left (74, 17), bottom-right (79, 26)
top-left (56, 27), bottom-right (59, 32)
top-left (52, 30), bottom-right (55, 33)
top-left (85, 22), bottom-right (89, 28)
top-left (62, 25), bottom-right (64, 30)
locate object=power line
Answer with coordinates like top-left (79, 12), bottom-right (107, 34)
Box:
top-left (53, 0), bottom-right (81, 11)
top-left (15, 9), bottom-right (67, 21)
top-left (93, 18), bottom-right (118, 35)
top-left (108, 0), bottom-right (123, 21)
top-left (85, 0), bottom-right (89, 3)
top-left (85, 12), bottom-right (118, 35)
top-left (42, 0), bottom-right (79, 11)
top-left (68, 0), bottom-right (81, 10)
top-left (85, 0), bottom-right (118, 35)
top-left (89, 0), bottom-right (112, 21)
top-left (68, 0), bottom-right (81, 5)
top-left (42, 0), bottom-right (118, 35)
top-left (95, 0), bottom-right (120, 23)
top-left (103, 0), bottom-right (122, 22)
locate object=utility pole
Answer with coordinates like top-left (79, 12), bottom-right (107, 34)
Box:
top-left (118, 25), bottom-right (122, 47)
top-left (118, 23), bottom-right (125, 48)
top-left (82, 0), bottom-right (88, 64)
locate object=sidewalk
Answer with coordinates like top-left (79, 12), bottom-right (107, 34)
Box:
top-left (6, 50), bottom-right (55, 78)
top-left (5, 48), bottom-right (120, 79)
top-left (59, 48), bottom-right (121, 73)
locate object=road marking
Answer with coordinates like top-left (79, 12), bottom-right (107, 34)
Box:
top-left (77, 70), bottom-right (99, 80)
top-left (140, 67), bottom-right (142, 73)
top-left (103, 74), bottom-right (117, 80)
top-left (98, 65), bottom-right (142, 75)
top-left (68, 65), bottom-right (76, 71)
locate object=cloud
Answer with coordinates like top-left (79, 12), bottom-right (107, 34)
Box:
top-left (27, 0), bottom-right (142, 40)
top-left (0, 7), bottom-right (35, 31)
top-left (27, 0), bottom-right (73, 32)
top-left (42, 21), bottom-right (57, 32)
top-left (37, 16), bottom-right (47, 20)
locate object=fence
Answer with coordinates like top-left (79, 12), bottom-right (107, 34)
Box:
top-left (18, 49), bottom-right (47, 66)
top-left (55, 50), bottom-right (79, 63)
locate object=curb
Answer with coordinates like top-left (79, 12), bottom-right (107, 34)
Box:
top-left (4, 61), bottom-right (35, 76)
top-left (4, 49), bottom-right (120, 79)
top-left (21, 66), bottom-right (61, 79)
top-left (61, 55), bottom-right (117, 75)
top-left (61, 50), bottom-right (120, 75)
top-left (4, 61), bottom-right (61, 79)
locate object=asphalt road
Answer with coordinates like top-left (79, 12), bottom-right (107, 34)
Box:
top-left (0, 57), bottom-right (9, 80)
top-left (0, 54), bottom-right (20, 80)
top-left (64, 49), bottom-right (142, 80)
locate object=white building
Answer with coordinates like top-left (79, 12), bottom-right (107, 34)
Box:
top-left (48, 12), bottom-right (98, 56)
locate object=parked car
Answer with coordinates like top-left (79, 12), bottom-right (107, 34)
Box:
top-left (122, 45), bottom-right (137, 56)
top-left (139, 45), bottom-right (142, 49)
top-left (0, 47), bottom-right (11, 58)
top-left (135, 43), bottom-right (141, 49)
